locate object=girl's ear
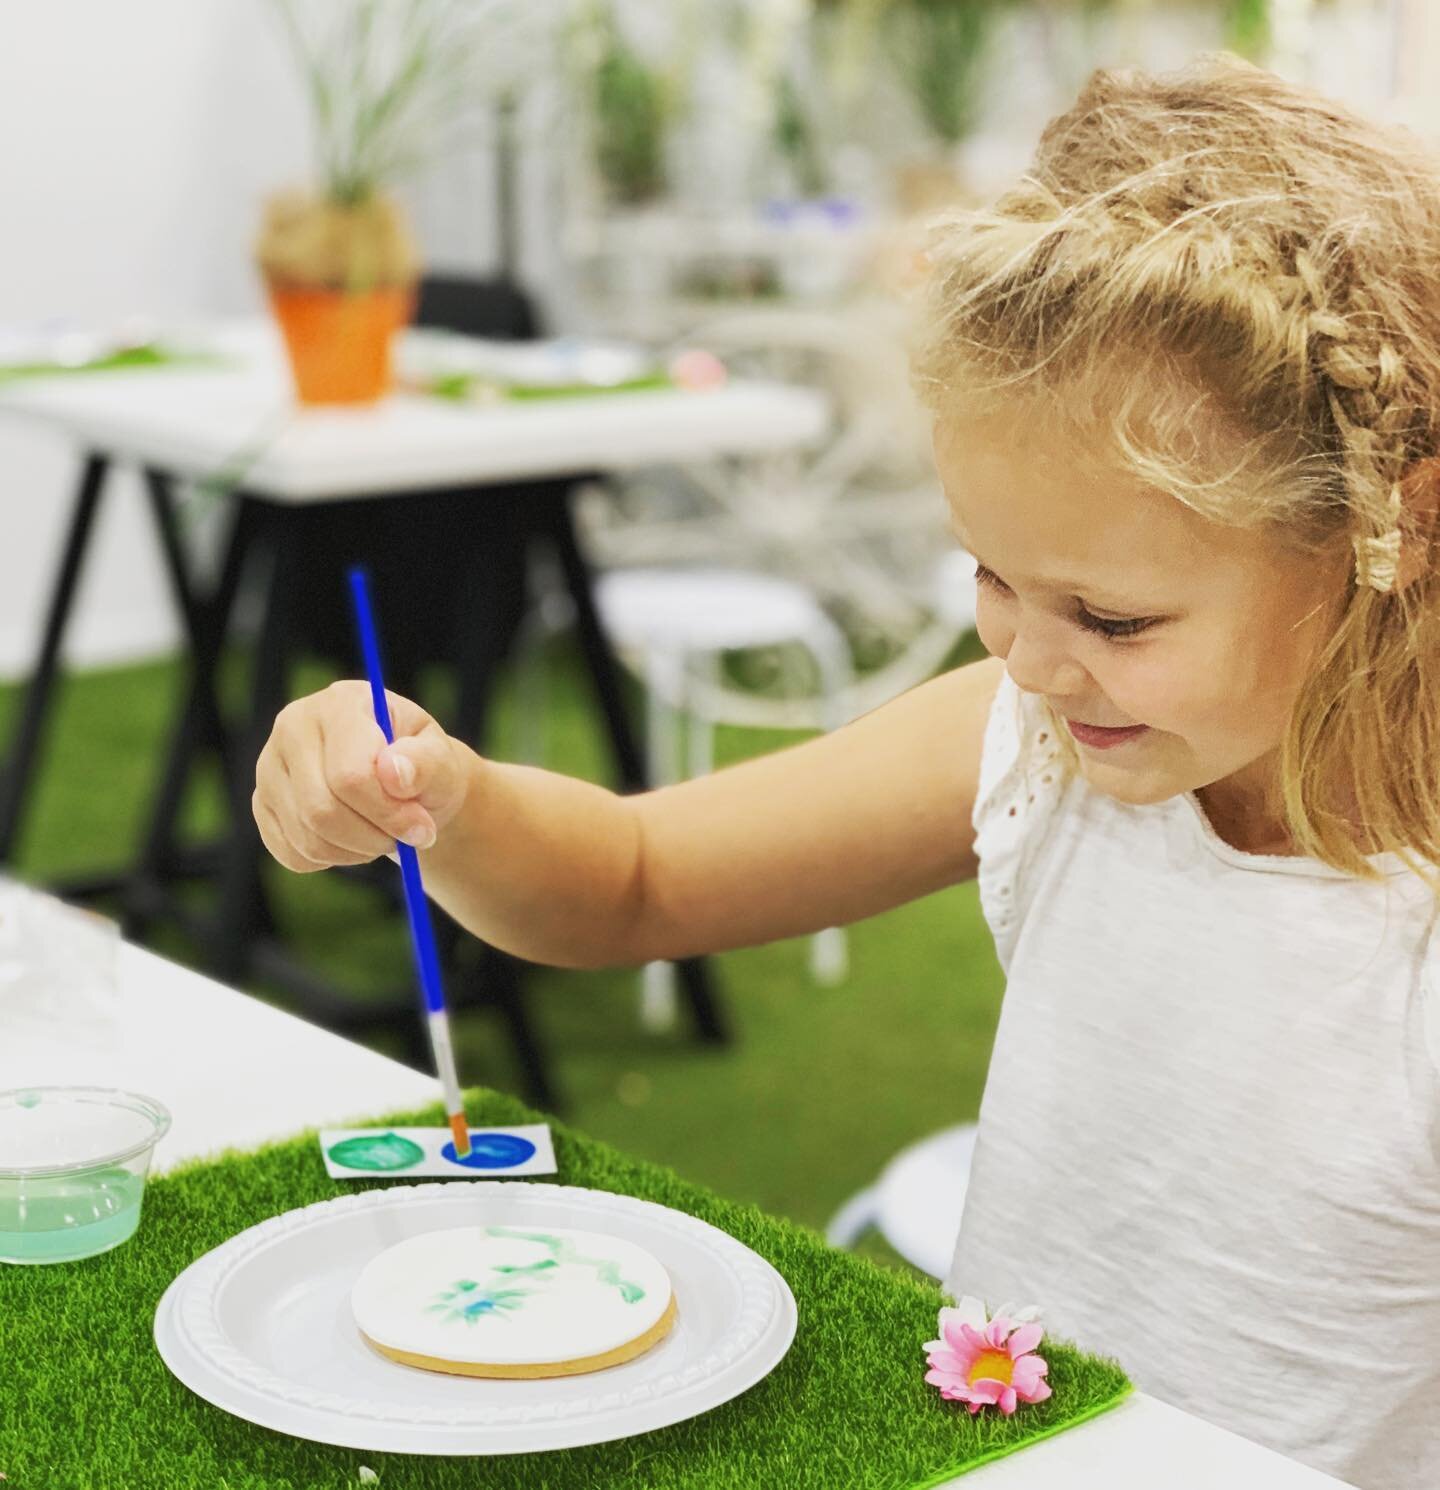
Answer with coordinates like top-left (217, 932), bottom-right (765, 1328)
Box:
top-left (1395, 456), bottom-right (1440, 591)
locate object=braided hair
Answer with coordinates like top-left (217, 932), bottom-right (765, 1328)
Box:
top-left (914, 55), bottom-right (1440, 883)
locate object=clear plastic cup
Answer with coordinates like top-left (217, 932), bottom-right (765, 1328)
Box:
top-left (0, 1086), bottom-right (171, 1264)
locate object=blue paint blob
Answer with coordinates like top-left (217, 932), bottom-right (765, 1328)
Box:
top-left (440, 1133), bottom-right (537, 1169)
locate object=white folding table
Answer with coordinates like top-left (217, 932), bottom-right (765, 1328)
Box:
top-left (1, 936), bottom-right (1354, 1490)
top-left (0, 323), bottom-right (830, 502)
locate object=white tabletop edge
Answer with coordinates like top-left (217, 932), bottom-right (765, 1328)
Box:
top-left (943, 1391), bottom-right (1356, 1489)
top-left (0, 326), bottom-right (830, 501)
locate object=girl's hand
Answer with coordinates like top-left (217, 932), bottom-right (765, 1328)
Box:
top-left (252, 682), bottom-right (472, 874)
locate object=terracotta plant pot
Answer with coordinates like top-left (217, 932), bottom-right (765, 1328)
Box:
top-left (267, 282), bottom-right (415, 406)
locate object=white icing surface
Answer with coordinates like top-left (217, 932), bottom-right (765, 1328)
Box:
top-left (351, 1224), bottom-right (673, 1366)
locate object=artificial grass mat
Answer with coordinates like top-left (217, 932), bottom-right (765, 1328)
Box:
top-left (2, 1090), bottom-right (1131, 1490)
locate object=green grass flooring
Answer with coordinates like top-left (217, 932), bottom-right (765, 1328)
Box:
top-left (0, 638), bottom-right (1003, 1262)
top-left (0, 1092), bottom-right (1131, 1490)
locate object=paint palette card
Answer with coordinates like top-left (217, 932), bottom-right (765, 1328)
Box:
top-left (320, 1125), bottom-right (557, 1181)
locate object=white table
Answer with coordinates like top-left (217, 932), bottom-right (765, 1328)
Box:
top-left (2, 937), bottom-right (1353, 1489)
top-left (0, 323), bottom-right (830, 501)
top-left (0, 323), bottom-right (827, 1098)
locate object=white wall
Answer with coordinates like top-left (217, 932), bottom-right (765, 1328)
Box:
top-left (0, 2), bottom-right (315, 676)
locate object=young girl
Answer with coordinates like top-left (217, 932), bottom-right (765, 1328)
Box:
top-left (253, 58), bottom-right (1440, 1490)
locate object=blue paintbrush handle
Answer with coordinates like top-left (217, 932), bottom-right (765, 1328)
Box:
top-left (347, 567), bottom-right (447, 1018)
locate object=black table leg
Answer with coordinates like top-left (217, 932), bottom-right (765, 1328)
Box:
top-left (124, 478), bottom-right (257, 938)
top-left (210, 502), bottom-right (299, 984)
top-left (0, 453), bottom-right (109, 865)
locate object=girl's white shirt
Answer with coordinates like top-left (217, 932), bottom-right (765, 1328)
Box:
top-left (949, 673), bottom-right (1440, 1490)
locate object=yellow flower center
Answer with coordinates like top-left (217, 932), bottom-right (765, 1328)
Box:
top-left (968, 1349), bottom-right (1014, 1386)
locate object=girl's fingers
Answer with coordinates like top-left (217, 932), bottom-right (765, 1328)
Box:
top-left (257, 722), bottom-right (403, 865)
top-left (259, 789), bottom-right (382, 870)
top-left (254, 797), bottom-right (331, 875)
top-left (317, 710), bottom-right (438, 847)
top-left (375, 728), bottom-right (462, 812)
top-left (286, 739), bottom-right (412, 860)
top-left (252, 683), bottom-right (442, 875)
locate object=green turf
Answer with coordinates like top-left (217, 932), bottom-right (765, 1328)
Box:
top-left (0, 1091), bottom-right (1130, 1490)
top-left (0, 344), bottom-right (215, 384)
top-left (0, 634), bottom-right (1002, 1248)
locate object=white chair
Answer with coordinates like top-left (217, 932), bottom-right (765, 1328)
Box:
top-left (595, 565), bottom-right (854, 1029)
top-left (825, 1122), bottom-right (978, 1281)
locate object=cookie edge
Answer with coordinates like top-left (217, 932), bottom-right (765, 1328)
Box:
top-left (361, 1293), bottom-right (679, 1379)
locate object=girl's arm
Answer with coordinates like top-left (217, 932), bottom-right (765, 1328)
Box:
top-left (253, 656), bottom-right (1004, 969)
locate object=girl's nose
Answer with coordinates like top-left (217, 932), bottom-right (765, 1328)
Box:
top-left (992, 619), bottom-right (1089, 701)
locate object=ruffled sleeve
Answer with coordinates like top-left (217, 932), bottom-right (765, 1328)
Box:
top-left (971, 672), bottom-right (1071, 971)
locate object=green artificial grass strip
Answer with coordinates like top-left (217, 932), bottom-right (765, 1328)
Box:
top-left (504, 374), bottom-right (673, 401)
top-left (0, 344), bottom-right (220, 384)
top-left (1, 1090), bottom-right (1130, 1490)
top-left (425, 371), bottom-right (673, 402)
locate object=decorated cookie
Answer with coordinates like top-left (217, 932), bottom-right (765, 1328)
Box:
top-left (352, 1224), bottom-right (677, 1378)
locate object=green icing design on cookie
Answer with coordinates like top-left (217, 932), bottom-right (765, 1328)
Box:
top-left (484, 1226), bottom-right (647, 1303)
top-left (491, 1258), bottom-right (560, 1278)
top-left (326, 1131), bottom-right (425, 1172)
top-left (424, 1226), bottom-right (653, 1323)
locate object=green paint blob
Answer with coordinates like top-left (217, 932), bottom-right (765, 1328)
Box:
top-left (326, 1131), bottom-right (424, 1172)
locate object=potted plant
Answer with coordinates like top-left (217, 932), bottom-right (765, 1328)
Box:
top-left (260, 0), bottom-right (536, 404)
top-left (257, 189), bottom-right (418, 406)
top-left (592, 30), bottom-right (672, 206)
top-left (881, 0), bottom-right (1006, 212)
top-left (567, 1), bottom-right (679, 209)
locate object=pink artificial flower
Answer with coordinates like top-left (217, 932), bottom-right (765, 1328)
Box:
top-left (924, 1300), bottom-right (1052, 1416)
top-left (668, 348), bottom-right (728, 391)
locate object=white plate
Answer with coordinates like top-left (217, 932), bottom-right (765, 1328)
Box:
top-left (153, 1181), bottom-right (797, 1455)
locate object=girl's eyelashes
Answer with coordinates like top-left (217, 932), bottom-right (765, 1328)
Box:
top-left (1074, 609), bottom-right (1157, 640)
top-left (972, 561), bottom-right (1159, 641)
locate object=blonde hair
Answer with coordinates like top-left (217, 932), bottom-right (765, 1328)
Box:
top-left (914, 55), bottom-right (1440, 885)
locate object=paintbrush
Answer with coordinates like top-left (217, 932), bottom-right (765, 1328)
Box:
top-left (347, 565), bottom-right (470, 1159)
